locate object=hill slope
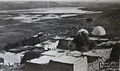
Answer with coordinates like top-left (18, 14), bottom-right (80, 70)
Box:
top-left (93, 9), bottom-right (120, 35)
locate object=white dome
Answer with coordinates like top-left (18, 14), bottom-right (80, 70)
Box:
top-left (92, 26), bottom-right (106, 36)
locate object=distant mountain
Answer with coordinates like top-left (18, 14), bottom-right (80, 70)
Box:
top-left (0, 1), bottom-right (119, 10)
top-left (0, 1), bottom-right (74, 10)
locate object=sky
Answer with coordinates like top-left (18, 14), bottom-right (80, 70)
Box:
top-left (0, 0), bottom-right (119, 2)
top-left (0, 0), bottom-right (120, 4)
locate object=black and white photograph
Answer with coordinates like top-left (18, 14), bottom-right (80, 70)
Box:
top-left (0, 0), bottom-right (120, 71)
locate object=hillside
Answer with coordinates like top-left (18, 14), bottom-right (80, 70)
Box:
top-left (93, 9), bottom-right (120, 36)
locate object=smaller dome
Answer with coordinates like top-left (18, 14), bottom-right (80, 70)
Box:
top-left (77, 29), bottom-right (89, 35)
